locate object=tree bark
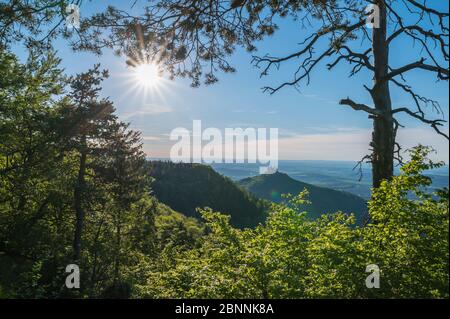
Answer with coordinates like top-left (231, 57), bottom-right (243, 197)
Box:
top-left (73, 146), bottom-right (87, 262)
top-left (113, 218), bottom-right (121, 284)
top-left (371, 1), bottom-right (395, 188)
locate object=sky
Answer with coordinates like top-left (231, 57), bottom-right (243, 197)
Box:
top-left (14, 0), bottom-right (450, 163)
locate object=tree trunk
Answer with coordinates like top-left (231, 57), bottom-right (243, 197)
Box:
top-left (371, 1), bottom-right (395, 188)
top-left (73, 147), bottom-right (87, 262)
top-left (114, 210), bottom-right (122, 284)
top-left (90, 217), bottom-right (105, 291)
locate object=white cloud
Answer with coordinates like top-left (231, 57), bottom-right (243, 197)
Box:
top-left (142, 135), bottom-right (165, 141)
top-left (141, 127), bottom-right (449, 163)
top-left (120, 103), bottom-right (172, 120)
top-left (278, 127), bottom-right (449, 162)
top-left (278, 129), bottom-right (371, 161)
top-left (396, 128), bottom-right (449, 162)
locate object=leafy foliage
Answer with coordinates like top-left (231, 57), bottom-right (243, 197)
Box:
top-left (0, 45), bottom-right (447, 299)
top-left (0, 47), bottom-right (203, 298)
top-left (0, 1), bottom-right (75, 49)
top-left (141, 147), bottom-right (448, 299)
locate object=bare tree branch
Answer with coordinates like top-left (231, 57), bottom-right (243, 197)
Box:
top-left (386, 58), bottom-right (449, 81)
top-left (392, 107), bottom-right (449, 139)
top-left (339, 98), bottom-right (382, 116)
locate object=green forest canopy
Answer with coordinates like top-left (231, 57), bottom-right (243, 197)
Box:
top-left (0, 45), bottom-right (448, 298)
top-left (147, 160), bottom-right (268, 228)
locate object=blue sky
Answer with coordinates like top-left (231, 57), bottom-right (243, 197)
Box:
top-left (14, 1), bottom-right (450, 162)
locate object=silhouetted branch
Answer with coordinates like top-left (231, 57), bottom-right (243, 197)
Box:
top-left (392, 107), bottom-right (449, 139)
top-left (386, 58), bottom-right (449, 81)
top-left (339, 98), bottom-right (382, 116)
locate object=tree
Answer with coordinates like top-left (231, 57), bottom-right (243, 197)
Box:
top-left (60, 65), bottom-right (116, 262)
top-left (59, 64), bottom-right (159, 296)
top-left (139, 146), bottom-right (448, 299)
top-left (97, 122), bottom-right (148, 286)
top-left (74, 0), bottom-right (449, 188)
top-left (361, 146), bottom-right (449, 297)
top-left (0, 48), bottom-right (162, 297)
top-left (0, 47), bottom-right (65, 257)
top-left (0, 47), bottom-right (75, 298)
top-left (0, 0), bottom-right (78, 50)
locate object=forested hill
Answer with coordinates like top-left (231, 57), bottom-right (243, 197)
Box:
top-left (146, 161), bottom-right (268, 228)
top-left (238, 171), bottom-right (368, 223)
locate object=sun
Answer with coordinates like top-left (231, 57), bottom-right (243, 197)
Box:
top-left (120, 59), bottom-right (172, 102)
top-left (134, 63), bottom-right (160, 88)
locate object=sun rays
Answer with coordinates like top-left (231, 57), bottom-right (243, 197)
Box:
top-left (117, 58), bottom-right (173, 108)
top-left (133, 63), bottom-right (161, 88)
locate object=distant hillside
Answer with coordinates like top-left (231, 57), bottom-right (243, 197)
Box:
top-left (238, 171), bottom-right (367, 223)
top-left (154, 201), bottom-right (204, 250)
top-left (146, 161), bottom-right (268, 228)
